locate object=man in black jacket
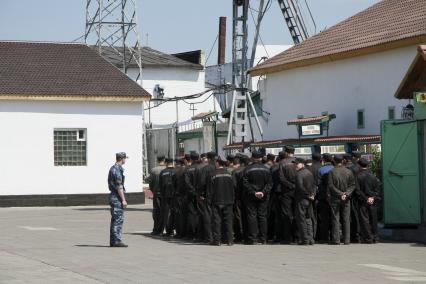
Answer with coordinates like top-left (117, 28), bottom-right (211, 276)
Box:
top-left (348, 152), bottom-right (362, 243)
top-left (173, 159), bottom-right (187, 238)
top-left (184, 153), bottom-right (203, 240)
top-left (243, 151), bottom-right (273, 244)
top-left (328, 155), bottom-right (356, 245)
top-left (148, 155), bottom-right (166, 235)
top-left (159, 158), bottom-right (176, 236)
top-left (294, 158), bottom-right (316, 245)
top-left (195, 152), bottom-right (216, 243)
top-left (277, 146), bottom-right (297, 244)
top-left (208, 158), bottom-right (235, 246)
top-left (356, 159), bottom-right (381, 244)
top-left (232, 154), bottom-right (247, 243)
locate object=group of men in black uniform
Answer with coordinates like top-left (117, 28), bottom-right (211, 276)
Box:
top-left (147, 146), bottom-right (381, 246)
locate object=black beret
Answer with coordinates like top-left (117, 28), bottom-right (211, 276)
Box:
top-left (334, 154), bottom-right (344, 164)
top-left (252, 150), bottom-right (263, 159)
top-left (292, 157), bottom-right (306, 164)
top-left (358, 158), bottom-right (370, 168)
top-left (284, 146), bottom-right (295, 154)
top-left (352, 151), bottom-right (362, 158)
top-left (207, 152), bottom-right (217, 160)
top-left (190, 152), bottom-right (200, 160)
top-left (312, 152), bottom-right (321, 161)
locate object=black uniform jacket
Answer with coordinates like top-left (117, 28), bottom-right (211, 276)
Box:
top-left (355, 169), bottom-right (381, 204)
top-left (208, 167), bottom-right (235, 205)
top-left (327, 165), bottom-right (356, 201)
top-left (159, 167), bottom-right (176, 198)
top-left (279, 157), bottom-right (297, 196)
top-left (295, 168), bottom-right (316, 201)
top-left (242, 161), bottom-right (273, 201)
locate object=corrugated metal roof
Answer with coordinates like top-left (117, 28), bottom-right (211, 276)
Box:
top-left (98, 46), bottom-right (204, 70)
top-left (250, 0), bottom-right (426, 76)
top-left (0, 41), bottom-right (150, 98)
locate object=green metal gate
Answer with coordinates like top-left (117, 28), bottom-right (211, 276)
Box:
top-left (382, 120), bottom-right (421, 225)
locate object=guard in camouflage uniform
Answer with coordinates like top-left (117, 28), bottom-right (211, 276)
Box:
top-left (108, 152), bottom-right (129, 247)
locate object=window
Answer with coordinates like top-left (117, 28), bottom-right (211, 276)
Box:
top-left (251, 93), bottom-right (263, 117)
top-left (388, 106), bottom-right (395, 120)
top-left (54, 129), bottom-right (87, 166)
top-left (321, 145), bottom-right (345, 154)
top-left (357, 109), bottom-right (365, 129)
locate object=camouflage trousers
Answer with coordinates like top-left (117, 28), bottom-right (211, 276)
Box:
top-left (109, 193), bottom-right (124, 245)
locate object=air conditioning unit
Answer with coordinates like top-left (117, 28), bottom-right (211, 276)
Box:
top-left (152, 84), bottom-right (165, 107)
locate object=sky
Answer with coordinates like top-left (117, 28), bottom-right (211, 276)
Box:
top-left (0, 0), bottom-right (378, 65)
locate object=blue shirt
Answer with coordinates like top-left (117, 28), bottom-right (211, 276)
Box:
top-left (108, 163), bottom-right (125, 192)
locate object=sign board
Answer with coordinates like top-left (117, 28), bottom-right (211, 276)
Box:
top-left (416, 92), bottom-right (426, 103)
top-left (301, 124), bottom-right (322, 136)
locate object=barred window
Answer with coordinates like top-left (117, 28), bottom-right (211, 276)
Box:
top-left (54, 129), bottom-right (87, 166)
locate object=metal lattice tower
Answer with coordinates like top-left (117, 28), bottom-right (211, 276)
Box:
top-left (85, 0), bottom-right (143, 82)
top-left (228, 0), bottom-right (250, 146)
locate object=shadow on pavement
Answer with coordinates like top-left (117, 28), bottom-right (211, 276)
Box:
top-left (126, 232), bottom-right (207, 246)
top-left (75, 244), bottom-right (111, 248)
top-left (73, 208), bottom-right (152, 212)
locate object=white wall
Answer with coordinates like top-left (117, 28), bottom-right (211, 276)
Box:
top-left (128, 66), bottom-right (217, 126)
top-left (0, 100), bottom-right (143, 196)
top-left (255, 45), bottom-right (420, 141)
top-left (183, 136), bottom-right (228, 158)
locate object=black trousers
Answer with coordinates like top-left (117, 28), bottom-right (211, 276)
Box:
top-left (196, 199), bottom-right (213, 242)
top-left (276, 193), bottom-right (295, 243)
top-left (358, 202), bottom-right (378, 242)
top-left (267, 194), bottom-right (278, 241)
top-left (350, 198), bottom-right (361, 242)
top-left (186, 197), bottom-right (199, 239)
top-left (160, 197), bottom-right (174, 235)
top-left (245, 196), bottom-right (269, 243)
top-left (330, 199), bottom-right (351, 244)
top-left (152, 194), bottom-right (163, 234)
top-left (316, 199), bottom-right (331, 242)
top-left (233, 199), bottom-right (244, 242)
top-left (295, 199), bottom-right (314, 244)
top-left (174, 197), bottom-right (187, 237)
top-left (212, 204), bottom-right (234, 243)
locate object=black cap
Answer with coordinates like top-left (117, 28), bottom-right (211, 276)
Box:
top-left (334, 154), bottom-right (344, 164)
top-left (200, 153), bottom-right (207, 159)
top-left (165, 158), bottom-right (174, 164)
top-left (284, 146), bottom-right (295, 154)
top-left (312, 152), bottom-right (321, 161)
top-left (358, 158), bottom-right (370, 168)
top-left (343, 153), bottom-right (352, 161)
top-left (292, 157), bottom-right (306, 164)
top-left (252, 150), bottom-right (263, 159)
top-left (278, 151), bottom-right (286, 160)
top-left (322, 153), bottom-right (333, 162)
top-left (267, 153), bottom-right (275, 161)
top-left (184, 154), bottom-right (191, 161)
top-left (116, 152), bottom-right (129, 160)
top-left (226, 155), bottom-right (235, 161)
top-left (217, 158), bottom-right (228, 167)
top-left (157, 155), bottom-right (165, 162)
top-left (190, 152), bottom-right (200, 161)
top-left (352, 151), bottom-right (362, 158)
top-left (207, 152), bottom-right (217, 160)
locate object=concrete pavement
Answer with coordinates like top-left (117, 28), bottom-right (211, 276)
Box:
top-left (0, 202), bottom-right (425, 283)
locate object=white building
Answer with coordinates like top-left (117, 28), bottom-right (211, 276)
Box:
top-left (248, 0), bottom-right (426, 144)
top-left (102, 47), bottom-right (214, 127)
top-left (0, 41), bottom-right (150, 206)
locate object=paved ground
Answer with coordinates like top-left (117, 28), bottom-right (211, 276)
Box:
top-left (0, 202), bottom-right (425, 284)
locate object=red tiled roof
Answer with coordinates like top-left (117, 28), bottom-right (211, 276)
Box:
top-left (223, 135), bottom-right (381, 150)
top-left (250, 0), bottom-right (426, 76)
top-left (0, 41), bottom-right (151, 98)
